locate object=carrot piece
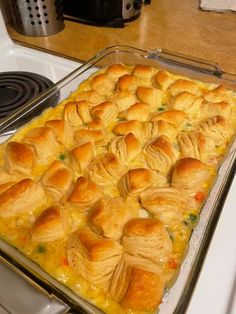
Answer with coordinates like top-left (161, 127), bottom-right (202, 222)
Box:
top-left (194, 191), bottom-right (205, 202)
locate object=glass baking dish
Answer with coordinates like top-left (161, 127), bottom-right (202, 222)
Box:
top-left (0, 45), bottom-right (236, 314)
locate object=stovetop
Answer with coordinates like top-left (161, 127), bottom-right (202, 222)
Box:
top-left (0, 71), bottom-right (55, 118)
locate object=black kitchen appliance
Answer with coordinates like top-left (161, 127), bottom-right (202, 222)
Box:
top-left (63, 0), bottom-right (151, 27)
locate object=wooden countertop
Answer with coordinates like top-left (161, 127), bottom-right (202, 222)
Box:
top-left (7, 0), bottom-right (236, 74)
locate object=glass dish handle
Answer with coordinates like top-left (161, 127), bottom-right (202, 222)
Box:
top-left (148, 48), bottom-right (236, 81)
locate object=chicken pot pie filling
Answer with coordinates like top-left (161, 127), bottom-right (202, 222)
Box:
top-left (0, 63), bottom-right (236, 314)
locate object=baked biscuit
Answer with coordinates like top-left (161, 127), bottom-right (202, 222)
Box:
top-left (90, 197), bottom-right (135, 240)
top-left (110, 261), bottom-right (164, 311)
top-left (41, 160), bottom-right (73, 201)
top-left (177, 131), bottom-right (210, 161)
top-left (45, 119), bottom-right (75, 147)
top-left (90, 101), bottom-right (118, 125)
top-left (136, 86), bottom-right (163, 111)
top-left (63, 101), bottom-right (91, 127)
top-left (118, 168), bottom-right (155, 198)
top-left (23, 127), bottom-right (61, 163)
top-left (88, 153), bottom-right (127, 185)
top-left (117, 74), bottom-right (137, 91)
top-left (120, 267), bottom-right (164, 311)
top-left (90, 73), bottom-right (115, 97)
top-left (123, 218), bottom-right (173, 264)
top-left (110, 90), bottom-right (136, 111)
top-left (106, 63), bottom-right (130, 80)
top-left (70, 142), bottom-right (94, 172)
top-left (198, 115), bottom-right (232, 146)
top-left (67, 227), bottom-right (123, 290)
top-left (151, 109), bottom-right (188, 128)
top-left (0, 179), bottom-right (45, 218)
top-left (109, 133), bottom-right (142, 165)
top-left (168, 79), bottom-right (199, 96)
top-left (76, 90), bottom-right (105, 106)
top-left (67, 176), bottom-right (103, 210)
top-left (204, 84), bottom-right (229, 103)
top-left (140, 187), bottom-right (188, 224)
top-left (143, 135), bottom-right (179, 175)
top-left (169, 92), bottom-right (203, 117)
top-left (154, 69), bottom-right (173, 90)
top-left (119, 102), bottom-right (150, 122)
top-left (75, 128), bottom-right (107, 146)
top-left (5, 141), bottom-right (36, 176)
top-left (113, 120), bottom-right (142, 139)
top-left (31, 205), bottom-right (67, 243)
top-left (132, 65), bottom-right (156, 82)
top-left (171, 157), bottom-right (210, 191)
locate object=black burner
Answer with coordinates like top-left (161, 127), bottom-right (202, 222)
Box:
top-left (0, 72), bottom-right (54, 118)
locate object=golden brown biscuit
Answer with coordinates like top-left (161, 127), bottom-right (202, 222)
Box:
top-left (67, 227), bottom-right (123, 290)
top-left (117, 74), bottom-right (137, 91)
top-left (45, 119), bottom-right (75, 147)
top-left (106, 63), bottom-right (130, 80)
top-left (123, 218), bottom-right (173, 264)
top-left (140, 187), bottom-right (188, 224)
top-left (151, 109), bottom-right (188, 128)
top-left (76, 100), bottom-right (93, 123)
top-left (144, 120), bottom-right (177, 141)
top-left (132, 65), bottom-right (156, 81)
top-left (63, 101), bottom-right (92, 127)
top-left (90, 197), bottom-right (135, 240)
top-left (154, 69), bottom-right (173, 90)
top-left (113, 120), bottom-right (142, 139)
top-left (23, 127), bottom-right (61, 163)
top-left (75, 90), bottom-right (105, 106)
top-left (31, 205), bottom-right (67, 243)
top-left (70, 142), bottom-right (94, 172)
top-left (197, 115), bottom-right (232, 146)
top-left (90, 73), bottom-right (115, 96)
top-left (4, 141), bottom-right (36, 176)
top-left (109, 133), bottom-right (142, 165)
top-left (171, 157), bottom-right (210, 191)
top-left (136, 86), bottom-right (163, 111)
top-left (204, 84), bottom-right (229, 103)
top-left (143, 135), bottom-right (179, 175)
top-left (109, 256), bottom-right (164, 309)
top-left (90, 101), bottom-right (118, 125)
top-left (0, 179), bottom-right (45, 218)
top-left (88, 153), bottom-right (127, 185)
top-left (41, 160), bottom-right (73, 201)
top-left (67, 176), bottom-right (103, 210)
top-left (118, 168), bottom-right (154, 198)
top-left (177, 131), bottom-right (214, 162)
top-left (110, 90), bottom-right (136, 111)
top-left (120, 267), bottom-right (164, 311)
top-left (168, 79), bottom-right (199, 96)
top-left (63, 101), bottom-right (83, 127)
top-left (119, 102), bottom-right (150, 122)
top-left (169, 92), bottom-right (203, 116)
top-left (75, 128), bottom-right (107, 146)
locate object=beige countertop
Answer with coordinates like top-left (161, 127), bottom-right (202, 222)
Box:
top-left (7, 0), bottom-right (236, 74)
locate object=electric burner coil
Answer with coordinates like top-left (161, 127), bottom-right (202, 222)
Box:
top-left (0, 71), bottom-right (59, 119)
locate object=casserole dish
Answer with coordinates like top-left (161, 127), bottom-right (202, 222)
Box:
top-left (0, 45), bottom-right (236, 314)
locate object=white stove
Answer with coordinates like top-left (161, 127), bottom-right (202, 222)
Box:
top-left (0, 7), bottom-right (236, 314)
